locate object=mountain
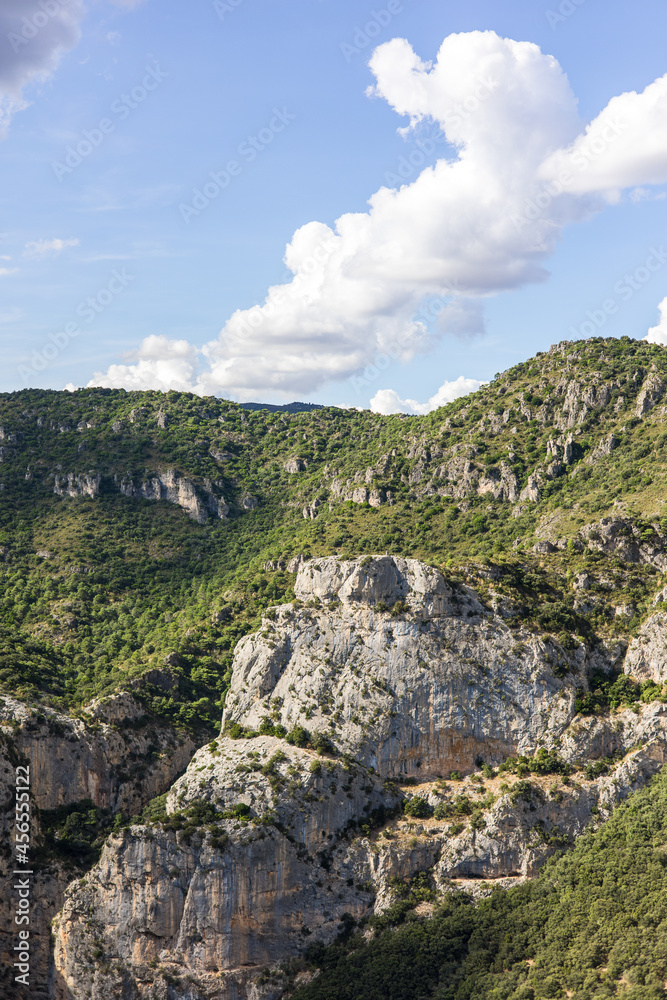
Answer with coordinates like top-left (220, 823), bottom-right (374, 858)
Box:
top-left (2, 335), bottom-right (667, 999)
top-left (238, 402), bottom-right (326, 413)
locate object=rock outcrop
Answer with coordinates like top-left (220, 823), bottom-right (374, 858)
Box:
top-left (581, 518), bottom-right (667, 571)
top-left (624, 612), bottom-right (667, 683)
top-left (224, 556), bottom-right (576, 778)
top-left (50, 556), bottom-right (667, 1000)
top-left (53, 472), bottom-right (101, 499)
top-left (0, 694), bottom-right (198, 997)
top-left (51, 468), bottom-right (229, 521)
top-left (116, 470), bottom-right (228, 522)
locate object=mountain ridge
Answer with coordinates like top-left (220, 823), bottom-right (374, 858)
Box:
top-left (3, 335), bottom-right (667, 998)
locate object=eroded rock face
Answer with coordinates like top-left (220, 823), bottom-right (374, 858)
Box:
top-left (624, 612), bottom-right (667, 682)
top-left (0, 695), bottom-right (198, 999)
top-left (53, 472), bottom-right (101, 498)
top-left (224, 557), bottom-right (577, 779)
top-left (116, 469), bottom-right (228, 522)
top-left (53, 739), bottom-right (386, 999)
top-left (636, 373), bottom-right (664, 417)
top-left (49, 558), bottom-right (667, 1000)
top-left (581, 518), bottom-right (667, 571)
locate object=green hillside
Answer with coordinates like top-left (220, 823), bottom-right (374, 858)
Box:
top-left (289, 763), bottom-right (667, 1000)
top-left (2, 335), bottom-right (667, 732)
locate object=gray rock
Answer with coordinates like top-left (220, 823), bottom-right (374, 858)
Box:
top-left (53, 472), bottom-right (101, 498)
top-left (285, 458), bottom-right (307, 473)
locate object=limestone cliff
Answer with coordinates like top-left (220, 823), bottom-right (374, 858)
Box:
top-left (50, 556), bottom-right (667, 1000)
top-left (0, 693), bottom-right (197, 997)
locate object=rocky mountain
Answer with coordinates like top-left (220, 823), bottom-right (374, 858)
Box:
top-left (47, 555), bottom-right (667, 999)
top-left (3, 336), bottom-right (667, 998)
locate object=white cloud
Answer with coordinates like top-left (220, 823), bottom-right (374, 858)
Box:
top-left (645, 298), bottom-right (667, 346)
top-left (24, 237), bottom-right (79, 258)
top-left (539, 74), bottom-right (667, 194)
top-left (88, 335), bottom-right (199, 393)
top-left (0, 0), bottom-right (85, 135)
top-left (370, 375), bottom-right (484, 415)
top-left (90, 30), bottom-right (667, 397)
top-left (0, 267), bottom-right (18, 276)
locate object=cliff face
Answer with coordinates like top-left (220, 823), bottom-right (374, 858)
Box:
top-left (50, 556), bottom-right (667, 1000)
top-left (224, 556), bottom-right (579, 778)
top-left (51, 468), bottom-right (228, 522)
top-left (0, 694), bottom-right (198, 998)
top-left (53, 739), bottom-right (386, 999)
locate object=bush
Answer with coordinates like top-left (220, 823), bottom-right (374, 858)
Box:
top-left (403, 796), bottom-right (433, 819)
top-left (285, 725), bottom-right (310, 748)
top-left (310, 730), bottom-right (336, 755)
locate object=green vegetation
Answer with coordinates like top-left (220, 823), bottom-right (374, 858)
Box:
top-left (36, 799), bottom-right (113, 865)
top-left (290, 765), bottom-right (667, 1000)
top-left (575, 671), bottom-right (667, 715)
top-left (2, 339), bottom-right (667, 734)
top-left (497, 748), bottom-right (572, 778)
top-left (403, 796), bottom-right (433, 819)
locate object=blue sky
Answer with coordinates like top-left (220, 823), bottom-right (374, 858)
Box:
top-left (2, 0), bottom-right (667, 411)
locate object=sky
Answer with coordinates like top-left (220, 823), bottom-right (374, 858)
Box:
top-left (2, 0), bottom-right (667, 413)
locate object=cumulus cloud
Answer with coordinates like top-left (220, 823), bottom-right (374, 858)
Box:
top-left (644, 298), bottom-right (667, 346)
top-left (88, 335), bottom-right (199, 393)
top-left (89, 30), bottom-right (667, 398)
top-left (24, 237), bottom-right (79, 257)
top-left (0, 0), bottom-right (86, 135)
top-left (539, 74), bottom-right (667, 194)
top-left (370, 375), bottom-right (484, 415)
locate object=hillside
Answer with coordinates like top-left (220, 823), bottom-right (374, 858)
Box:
top-left (3, 335), bottom-right (667, 998)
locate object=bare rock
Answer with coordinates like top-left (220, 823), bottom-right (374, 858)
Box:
top-left (54, 472), bottom-right (101, 499)
top-left (115, 470), bottom-right (227, 523)
top-left (285, 458), bottom-right (307, 473)
top-left (588, 434), bottom-right (619, 463)
top-left (636, 373), bottom-right (664, 417)
top-left (303, 498), bottom-right (321, 519)
top-left (519, 473), bottom-right (541, 502)
top-left (624, 612), bottom-right (667, 682)
top-left (225, 556), bottom-right (575, 779)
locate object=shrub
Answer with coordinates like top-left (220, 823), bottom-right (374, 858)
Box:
top-left (285, 725), bottom-right (310, 748)
top-left (403, 796), bottom-right (433, 819)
